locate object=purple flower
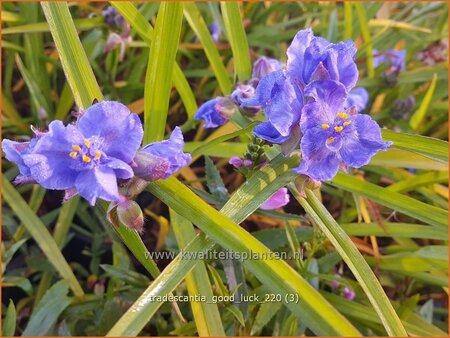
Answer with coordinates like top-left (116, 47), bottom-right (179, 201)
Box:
top-left (296, 80), bottom-right (391, 181)
top-left (5, 101), bottom-right (143, 205)
top-left (373, 49), bottom-right (406, 74)
top-left (286, 28), bottom-right (358, 91)
top-left (345, 87), bottom-right (369, 112)
top-left (331, 274), bottom-right (341, 289)
top-left (209, 21), bottom-right (221, 43)
top-left (2, 135), bottom-right (41, 185)
top-left (245, 70), bottom-right (303, 143)
top-left (102, 6), bottom-right (126, 28)
top-left (343, 287), bottom-right (356, 300)
top-left (194, 97), bottom-right (238, 128)
top-left (229, 156), bottom-right (252, 168)
top-left (133, 127), bottom-right (191, 181)
top-left (246, 28), bottom-right (358, 145)
top-left (260, 187), bottom-right (290, 210)
top-left (252, 57), bottom-right (285, 79)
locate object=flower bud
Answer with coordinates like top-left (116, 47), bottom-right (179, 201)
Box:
top-left (215, 97), bottom-right (238, 120)
top-left (117, 200), bottom-right (144, 232)
top-left (252, 57), bottom-right (284, 79)
top-left (229, 156), bottom-right (243, 168)
top-left (132, 150), bottom-right (170, 182)
top-left (343, 287), bottom-right (356, 301)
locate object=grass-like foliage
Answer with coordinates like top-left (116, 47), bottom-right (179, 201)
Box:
top-left (1, 2), bottom-right (448, 337)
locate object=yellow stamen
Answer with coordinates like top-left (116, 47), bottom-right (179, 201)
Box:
top-left (82, 155), bottom-right (92, 163)
top-left (95, 151), bottom-right (101, 160)
top-left (69, 151), bottom-right (78, 158)
top-left (343, 121), bottom-right (352, 126)
top-left (336, 112), bottom-right (348, 119)
top-left (334, 126), bottom-right (343, 132)
top-left (84, 139), bottom-right (91, 148)
top-left (321, 123), bottom-right (330, 129)
top-left (72, 145), bottom-right (81, 151)
top-left (326, 137), bottom-right (335, 144)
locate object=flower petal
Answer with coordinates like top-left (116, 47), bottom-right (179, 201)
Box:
top-left (2, 139), bottom-right (35, 177)
top-left (75, 166), bottom-right (120, 206)
top-left (296, 128), bottom-right (341, 181)
top-left (260, 187), bottom-right (290, 210)
top-left (252, 56), bottom-right (284, 79)
top-left (324, 40), bottom-right (358, 90)
top-left (103, 157), bottom-right (134, 179)
top-left (141, 127), bottom-right (191, 178)
top-left (21, 121), bottom-right (82, 189)
top-left (77, 101), bottom-right (143, 163)
top-left (253, 121), bottom-right (290, 144)
top-left (345, 87), bottom-right (369, 112)
top-left (301, 80), bottom-right (347, 132)
top-left (194, 97), bottom-right (230, 128)
top-left (339, 114), bottom-right (391, 168)
top-left (286, 28), bottom-right (314, 85)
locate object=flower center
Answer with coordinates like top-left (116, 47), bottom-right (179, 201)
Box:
top-left (321, 112), bottom-right (353, 144)
top-left (69, 138), bottom-right (103, 165)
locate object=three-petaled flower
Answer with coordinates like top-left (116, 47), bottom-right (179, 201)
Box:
top-left (296, 81), bottom-right (391, 181)
top-left (3, 101), bottom-right (191, 206)
top-left (4, 101), bottom-right (143, 205)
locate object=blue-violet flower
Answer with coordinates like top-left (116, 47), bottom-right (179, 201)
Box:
top-left (3, 101), bottom-right (143, 205)
top-left (133, 127), bottom-right (191, 181)
top-left (296, 80), bottom-right (391, 181)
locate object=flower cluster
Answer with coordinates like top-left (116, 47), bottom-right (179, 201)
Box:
top-left (2, 101), bottom-right (190, 206)
top-left (244, 28), bottom-right (391, 181)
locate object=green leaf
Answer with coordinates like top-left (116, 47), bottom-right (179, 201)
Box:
top-left (183, 3), bottom-right (233, 94)
top-left (170, 209), bottom-right (226, 336)
top-left (100, 264), bottom-right (150, 288)
top-left (324, 292), bottom-right (447, 336)
top-left (205, 156), bottom-right (229, 200)
top-left (15, 53), bottom-right (51, 118)
top-left (387, 170), bottom-right (448, 193)
top-left (225, 304), bottom-right (245, 327)
top-left (2, 10), bottom-right (23, 23)
top-left (251, 301), bottom-right (283, 335)
top-left (2, 300), bottom-right (16, 337)
top-left (2, 276), bottom-right (32, 295)
top-left (35, 196), bottom-right (80, 307)
top-left (111, 2), bottom-right (198, 119)
top-left (410, 73), bottom-right (438, 130)
top-left (41, 2), bottom-right (103, 109)
top-left (344, 2), bottom-right (353, 40)
top-left (370, 148), bottom-right (447, 171)
top-left (220, 2), bottom-right (252, 81)
top-left (2, 178), bottom-right (84, 297)
top-left (143, 2), bottom-right (183, 143)
top-left (2, 17), bottom-right (103, 35)
top-left (108, 155), bottom-right (361, 336)
top-left (2, 299), bottom-right (17, 337)
top-left (22, 280), bottom-right (72, 336)
top-left (191, 121), bottom-right (259, 157)
top-left (290, 186), bottom-right (407, 336)
top-left (382, 130), bottom-right (448, 163)
top-left (330, 172), bottom-right (448, 228)
top-left (341, 222), bottom-right (446, 240)
top-left (107, 234), bottom-right (215, 336)
top-left (185, 141), bottom-right (247, 158)
top-left (354, 3), bottom-right (374, 78)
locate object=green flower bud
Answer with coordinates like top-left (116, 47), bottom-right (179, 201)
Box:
top-left (117, 200), bottom-right (144, 232)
